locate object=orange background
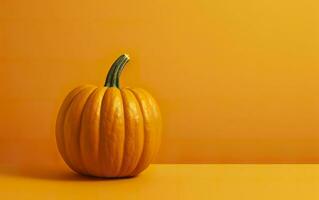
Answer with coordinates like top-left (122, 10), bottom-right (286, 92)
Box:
top-left (1, 0), bottom-right (319, 169)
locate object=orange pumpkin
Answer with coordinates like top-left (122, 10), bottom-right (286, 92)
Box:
top-left (56, 54), bottom-right (162, 178)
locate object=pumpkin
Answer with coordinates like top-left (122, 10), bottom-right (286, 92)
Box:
top-left (56, 54), bottom-right (162, 178)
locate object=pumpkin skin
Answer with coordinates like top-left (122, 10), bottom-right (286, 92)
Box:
top-left (56, 55), bottom-right (161, 178)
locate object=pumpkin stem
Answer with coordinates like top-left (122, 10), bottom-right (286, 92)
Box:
top-left (104, 54), bottom-right (130, 87)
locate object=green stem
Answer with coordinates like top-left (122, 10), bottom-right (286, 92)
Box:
top-left (115, 54), bottom-right (130, 87)
top-left (104, 54), bottom-right (130, 87)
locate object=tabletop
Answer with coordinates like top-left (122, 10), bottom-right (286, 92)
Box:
top-left (1, 164), bottom-right (319, 199)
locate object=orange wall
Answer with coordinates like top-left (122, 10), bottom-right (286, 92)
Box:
top-left (1, 0), bottom-right (319, 166)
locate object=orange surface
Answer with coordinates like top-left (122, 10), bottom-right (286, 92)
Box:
top-left (1, 0), bottom-right (319, 166)
top-left (1, 164), bottom-right (319, 199)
